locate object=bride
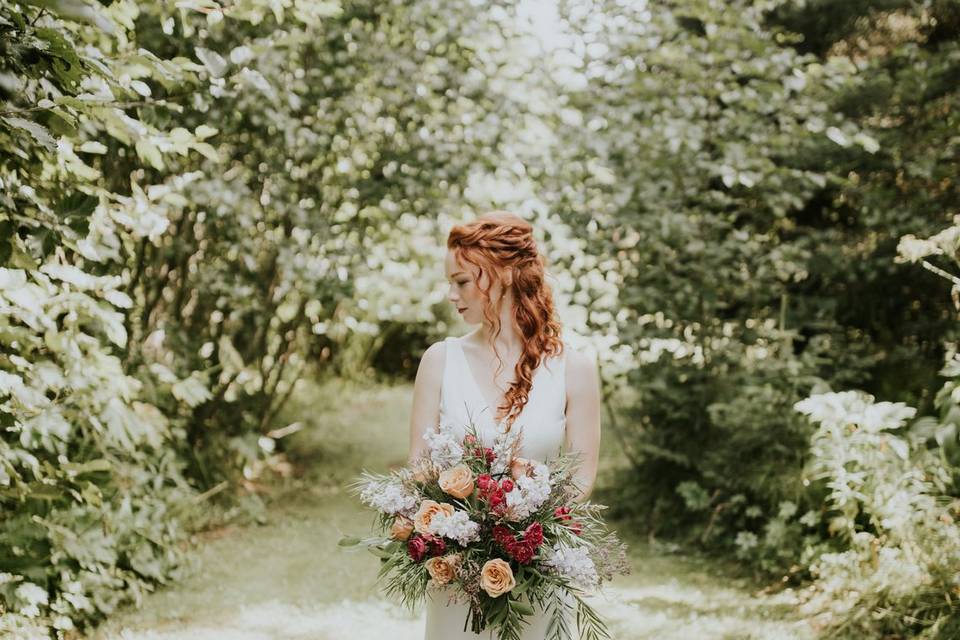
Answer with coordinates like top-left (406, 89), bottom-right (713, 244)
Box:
top-left (407, 211), bottom-right (602, 639)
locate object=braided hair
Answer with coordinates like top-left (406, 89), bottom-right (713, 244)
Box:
top-left (447, 211), bottom-right (564, 428)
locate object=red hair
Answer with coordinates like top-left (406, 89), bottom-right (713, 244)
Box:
top-left (447, 210), bottom-right (564, 429)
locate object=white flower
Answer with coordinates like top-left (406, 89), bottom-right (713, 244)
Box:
top-left (505, 461), bottom-right (551, 521)
top-left (428, 509), bottom-right (480, 546)
top-left (735, 531), bottom-right (759, 553)
top-left (423, 424), bottom-right (464, 468)
top-left (358, 477), bottom-right (418, 517)
top-left (541, 542), bottom-right (599, 589)
top-left (15, 582), bottom-right (48, 617)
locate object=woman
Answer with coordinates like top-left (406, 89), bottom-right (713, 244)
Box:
top-left (407, 211), bottom-right (602, 639)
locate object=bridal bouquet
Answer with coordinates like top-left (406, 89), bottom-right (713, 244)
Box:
top-left (338, 420), bottom-right (630, 640)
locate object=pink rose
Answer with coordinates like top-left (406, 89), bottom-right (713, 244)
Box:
top-left (390, 515), bottom-right (414, 541)
top-left (425, 553), bottom-right (461, 586)
top-left (438, 464), bottom-right (475, 499)
top-left (407, 536), bottom-right (428, 562)
top-left (413, 499), bottom-right (455, 535)
top-left (427, 535), bottom-right (446, 557)
top-left (480, 559), bottom-right (516, 597)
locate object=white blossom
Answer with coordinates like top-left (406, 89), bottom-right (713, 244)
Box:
top-left (423, 424), bottom-right (464, 468)
top-left (428, 509), bottom-right (480, 546)
top-left (505, 461), bottom-right (551, 521)
top-left (541, 542), bottom-right (599, 590)
top-left (358, 477), bottom-right (418, 517)
top-left (15, 582), bottom-right (48, 618)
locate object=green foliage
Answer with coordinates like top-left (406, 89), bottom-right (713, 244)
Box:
top-left (787, 385), bottom-right (960, 638)
top-left (544, 4), bottom-right (960, 636)
top-left (0, 0), bottom-right (532, 634)
top-left (560, 0), bottom-right (960, 556)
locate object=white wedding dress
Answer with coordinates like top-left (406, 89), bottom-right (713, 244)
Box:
top-left (423, 335), bottom-right (573, 639)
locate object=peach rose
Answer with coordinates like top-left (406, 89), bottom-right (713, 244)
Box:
top-left (413, 499), bottom-right (455, 535)
top-left (390, 515), bottom-right (414, 541)
top-left (510, 457), bottom-right (534, 481)
top-left (438, 464), bottom-right (475, 499)
top-left (480, 558), bottom-right (516, 597)
top-left (424, 553), bottom-right (461, 586)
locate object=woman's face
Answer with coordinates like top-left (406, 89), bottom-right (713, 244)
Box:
top-left (445, 250), bottom-right (499, 325)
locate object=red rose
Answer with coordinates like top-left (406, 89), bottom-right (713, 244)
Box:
top-left (484, 448), bottom-right (495, 464)
top-left (523, 522), bottom-right (543, 547)
top-left (500, 478), bottom-right (514, 493)
top-left (407, 536), bottom-right (428, 562)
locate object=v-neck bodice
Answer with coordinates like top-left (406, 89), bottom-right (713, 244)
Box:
top-left (438, 335), bottom-right (567, 462)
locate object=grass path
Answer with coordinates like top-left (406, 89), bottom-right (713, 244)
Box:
top-left (92, 381), bottom-right (817, 640)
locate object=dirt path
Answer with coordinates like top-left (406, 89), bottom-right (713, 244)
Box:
top-left (92, 382), bottom-right (816, 640)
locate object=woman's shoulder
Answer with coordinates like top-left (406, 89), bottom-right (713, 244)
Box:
top-left (560, 338), bottom-right (599, 380)
top-left (420, 338), bottom-right (449, 369)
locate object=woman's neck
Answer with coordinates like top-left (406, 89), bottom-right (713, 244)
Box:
top-left (470, 301), bottom-right (522, 356)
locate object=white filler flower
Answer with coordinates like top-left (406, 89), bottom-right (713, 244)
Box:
top-left (505, 461), bottom-right (551, 520)
top-left (541, 542), bottom-right (600, 590)
top-left (423, 424), bottom-right (464, 468)
top-left (359, 477), bottom-right (418, 516)
top-left (429, 509), bottom-right (481, 546)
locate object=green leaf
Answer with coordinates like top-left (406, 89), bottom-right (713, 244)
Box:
top-left (62, 459), bottom-right (111, 476)
top-left (509, 597), bottom-right (535, 616)
top-left (56, 192), bottom-right (97, 221)
top-left (21, 0), bottom-right (115, 33)
top-left (2, 116), bottom-right (56, 151)
top-left (337, 535), bottom-right (361, 547)
top-left (367, 544), bottom-right (396, 559)
top-left (195, 47), bottom-right (228, 78)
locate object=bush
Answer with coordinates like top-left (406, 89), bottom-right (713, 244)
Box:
top-left (788, 383), bottom-right (960, 638)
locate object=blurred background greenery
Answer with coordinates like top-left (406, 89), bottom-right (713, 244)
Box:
top-left (1, 0), bottom-right (959, 638)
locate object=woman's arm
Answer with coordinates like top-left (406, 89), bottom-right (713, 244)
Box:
top-left (563, 347), bottom-right (602, 503)
top-left (407, 341), bottom-right (446, 464)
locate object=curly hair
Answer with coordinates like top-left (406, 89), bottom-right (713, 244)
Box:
top-left (447, 210), bottom-right (564, 429)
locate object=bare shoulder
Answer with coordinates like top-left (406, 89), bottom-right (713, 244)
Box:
top-left (564, 344), bottom-right (600, 394)
top-left (416, 339), bottom-right (448, 382)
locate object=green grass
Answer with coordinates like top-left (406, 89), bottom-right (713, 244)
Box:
top-left (91, 379), bottom-right (817, 640)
